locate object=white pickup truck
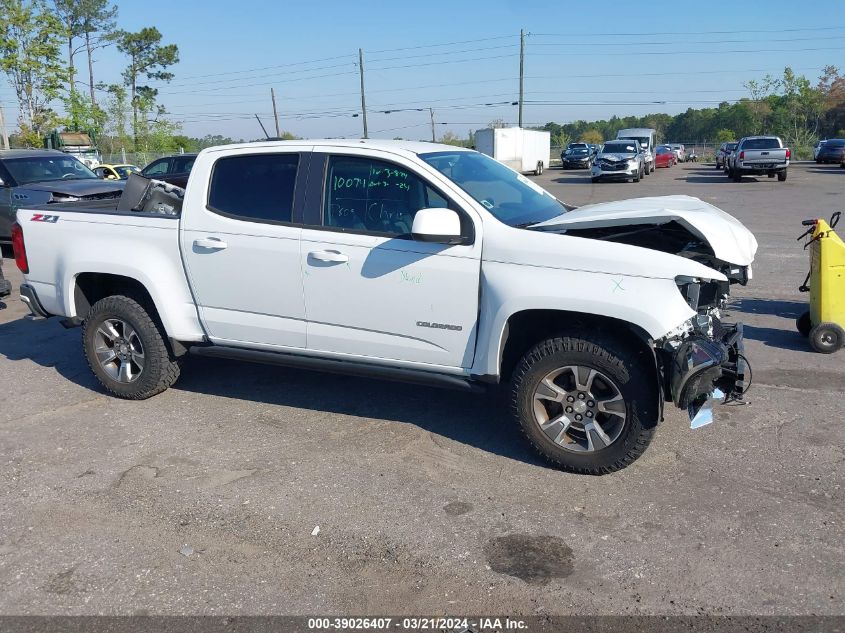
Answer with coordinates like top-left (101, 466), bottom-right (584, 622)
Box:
top-left (11, 140), bottom-right (757, 474)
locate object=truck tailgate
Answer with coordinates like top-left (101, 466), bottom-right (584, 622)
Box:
top-left (15, 207), bottom-right (204, 341)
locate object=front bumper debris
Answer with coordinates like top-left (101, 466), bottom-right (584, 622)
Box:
top-left (669, 321), bottom-right (747, 428)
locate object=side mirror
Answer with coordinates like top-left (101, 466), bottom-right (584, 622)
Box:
top-left (412, 208), bottom-right (462, 244)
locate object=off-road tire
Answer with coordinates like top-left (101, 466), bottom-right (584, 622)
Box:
top-left (83, 294), bottom-right (181, 399)
top-left (510, 333), bottom-right (658, 474)
top-left (809, 322), bottom-right (844, 354)
top-left (777, 170), bottom-right (787, 182)
top-left (796, 310), bottom-right (812, 337)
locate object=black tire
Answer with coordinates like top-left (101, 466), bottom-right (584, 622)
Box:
top-left (591, 176), bottom-right (600, 183)
top-left (632, 168), bottom-right (640, 183)
top-left (82, 294), bottom-right (181, 399)
top-left (510, 333), bottom-right (658, 474)
top-left (796, 310), bottom-right (812, 337)
top-left (809, 322), bottom-right (844, 354)
top-left (777, 170), bottom-right (787, 182)
top-left (732, 169), bottom-right (742, 183)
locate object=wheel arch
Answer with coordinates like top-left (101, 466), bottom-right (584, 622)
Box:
top-left (72, 272), bottom-right (190, 355)
top-left (491, 308), bottom-right (664, 425)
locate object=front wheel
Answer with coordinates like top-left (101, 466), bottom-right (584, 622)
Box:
top-left (83, 295), bottom-right (181, 399)
top-left (511, 334), bottom-right (657, 474)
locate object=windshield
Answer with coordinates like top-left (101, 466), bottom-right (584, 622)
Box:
top-left (620, 136), bottom-right (649, 149)
top-left (566, 148), bottom-right (589, 155)
top-left (603, 142), bottom-right (638, 154)
top-left (421, 151), bottom-right (571, 227)
top-left (5, 155), bottom-right (98, 184)
top-left (114, 165), bottom-right (139, 178)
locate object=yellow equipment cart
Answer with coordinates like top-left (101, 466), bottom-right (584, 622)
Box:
top-left (797, 212), bottom-right (845, 353)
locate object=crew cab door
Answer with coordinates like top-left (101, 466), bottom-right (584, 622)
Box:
top-left (180, 147), bottom-right (310, 348)
top-left (299, 150), bottom-right (481, 368)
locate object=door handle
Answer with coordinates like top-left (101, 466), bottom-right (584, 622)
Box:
top-left (309, 250), bottom-right (348, 263)
top-left (193, 237), bottom-right (228, 250)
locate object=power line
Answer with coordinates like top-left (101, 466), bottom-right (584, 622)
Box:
top-left (529, 46), bottom-right (845, 57)
top-left (531, 25), bottom-right (845, 37)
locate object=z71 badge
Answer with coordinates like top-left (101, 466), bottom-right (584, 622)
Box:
top-left (30, 214), bottom-right (60, 223)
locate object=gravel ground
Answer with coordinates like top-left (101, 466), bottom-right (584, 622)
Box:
top-left (0, 161), bottom-right (842, 616)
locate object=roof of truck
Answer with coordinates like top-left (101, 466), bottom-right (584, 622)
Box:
top-left (202, 139), bottom-right (475, 158)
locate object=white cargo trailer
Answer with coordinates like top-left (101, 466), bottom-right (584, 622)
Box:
top-left (474, 127), bottom-right (550, 174)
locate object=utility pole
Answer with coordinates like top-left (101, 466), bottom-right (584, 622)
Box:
top-left (358, 48), bottom-right (368, 139)
top-left (518, 29), bottom-right (525, 128)
top-left (271, 88), bottom-right (281, 138)
top-left (0, 104), bottom-right (9, 150)
top-left (429, 108), bottom-right (436, 142)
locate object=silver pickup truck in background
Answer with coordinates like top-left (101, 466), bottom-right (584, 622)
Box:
top-left (727, 136), bottom-right (790, 182)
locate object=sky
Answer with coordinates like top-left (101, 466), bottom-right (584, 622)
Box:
top-left (2, 0), bottom-right (844, 142)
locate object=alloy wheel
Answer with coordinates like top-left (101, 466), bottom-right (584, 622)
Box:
top-left (93, 318), bottom-right (145, 383)
top-left (532, 365), bottom-right (626, 452)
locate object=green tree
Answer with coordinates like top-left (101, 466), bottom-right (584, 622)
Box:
top-left (715, 129), bottom-right (736, 143)
top-left (0, 0), bottom-right (66, 145)
top-left (77, 0), bottom-right (117, 105)
top-left (115, 26), bottom-right (179, 143)
top-left (580, 129), bottom-right (603, 144)
top-left (52, 0), bottom-right (84, 104)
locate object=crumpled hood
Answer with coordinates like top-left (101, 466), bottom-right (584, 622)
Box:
top-left (22, 179), bottom-right (125, 197)
top-left (533, 195), bottom-right (758, 266)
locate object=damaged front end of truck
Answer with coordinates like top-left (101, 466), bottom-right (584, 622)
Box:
top-left (533, 194), bottom-right (757, 427)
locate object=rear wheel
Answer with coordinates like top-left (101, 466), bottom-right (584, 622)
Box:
top-left (83, 295), bottom-right (181, 399)
top-left (511, 334), bottom-right (657, 474)
top-left (796, 310), bottom-right (812, 337)
top-left (777, 170), bottom-right (787, 181)
top-left (732, 169), bottom-right (742, 183)
top-left (809, 322), bottom-right (844, 354)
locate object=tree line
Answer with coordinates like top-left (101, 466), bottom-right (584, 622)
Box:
top-left (541, 66), bottom-right (845, 156)
top-left (0, 0), bottom-right (182, 153)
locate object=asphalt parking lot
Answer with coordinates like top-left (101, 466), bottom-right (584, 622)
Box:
top-left (0, 161), bottom-right (843, 616)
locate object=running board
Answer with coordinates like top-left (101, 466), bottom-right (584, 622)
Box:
top-left (189, 345), bottom-right (485, 393)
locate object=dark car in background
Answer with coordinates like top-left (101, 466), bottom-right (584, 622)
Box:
top-left (815, 139), bottom-right (845, 164)
top-left (716, 142), bottom-right (738, 170)
top-left (560, 144), bottom-right (594, 169)
top-left (0, 149), bottom-right (125, 243)
top-left (140, 154), bottom-right (197, 188)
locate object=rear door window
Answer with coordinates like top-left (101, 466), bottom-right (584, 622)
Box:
top-left (207, 153), bottom-right (300, 224)
top-left (172, 156), bottom-right (196, 173)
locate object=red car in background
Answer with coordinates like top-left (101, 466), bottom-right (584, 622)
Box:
top-left (655, 146), bottom-right (677, 168)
